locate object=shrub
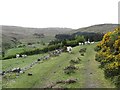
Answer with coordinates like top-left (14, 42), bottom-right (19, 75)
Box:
top-left (95, 27), bottom-right (120, 88)
top-left (79, 48), bottom-right (87, 53)
top-left (81, 53), bottom-right (84, 56)
top-left (69, 59), bottom-right (80, 64)
top-left (64, 65), bottom-right (77, 74)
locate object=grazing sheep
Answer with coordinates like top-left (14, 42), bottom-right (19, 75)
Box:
top-left (22, 54), bottom-right (27, 58)
top-left (85, 39), bottom-right (91, 45)
top-left (19, 71), bottom-right (24, 74)
top-left (87, 41), bottom-right (90, 45)
top-left (85, 41), bottom-right (87, 44)
top-left (79, 43), bottom-right (82, 46)
top-left (79, 42), bottom-right (84, 45)
top-left (91, 41), bottom-right (95, 44)
top-left (16, 54), bottom-right (20, 58)
top-left (67, 46), bottom-right (72, 53)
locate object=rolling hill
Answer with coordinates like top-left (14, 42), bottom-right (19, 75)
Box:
top-left (1, 25), bottom-right (73, 50)
top-left (69, 24), bottom-right (118, 34)
top-left (1, 24), bottom-right (119, 50)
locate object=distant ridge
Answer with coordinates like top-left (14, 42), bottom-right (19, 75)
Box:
top-left (1, 24), bottom-right (119, 50)
top-left (69, 24), bottom-right (118, 34)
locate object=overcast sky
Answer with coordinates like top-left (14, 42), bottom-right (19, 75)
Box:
top-left (0, 0), bottom-right (119, 29)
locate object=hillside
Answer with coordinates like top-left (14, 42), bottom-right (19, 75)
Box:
top-left (2, 25), bottom-right (73, 37)
top-left (69, 24), bottom-right (118, 34)
top-left (2, 44), bottom-right (115, 88)
top-left (2, 25), bottom-right (73, 50)
top-left (1, 24), bottom-right (119, 50)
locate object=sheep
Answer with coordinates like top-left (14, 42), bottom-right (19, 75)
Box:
top-left (87, 41), bottom-right (90, 45)
top-left (22, 54), bottom-right (27, 58)
top-left (85, 39), bottom-right (91, 45)
top-left (16, 54), bottom-right (20, 58)
top-left (91, 41), bottom-right (95, 44)
top-left (79, 43), bottom-right (82, 46)
top-left (19, 70), bottom-right (24, 74)
top-left (67, 46), bottom-right (72, 53)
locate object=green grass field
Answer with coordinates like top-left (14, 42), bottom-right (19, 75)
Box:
top-left (4, 44), bottom-right (47, 58)
top-left (2, 53), bottom-right (47, 71)
top-left (2, 43), bottom-right (116, 88)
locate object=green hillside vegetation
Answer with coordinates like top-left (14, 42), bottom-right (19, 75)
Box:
top-left (2, 24), bottom-right (118, 51)
top-left (2, 44), bottom-right (115, 88)
top-left (2, 54), bottom-right (47, 71)
top-left (1, 24), bottom-right (120, 88)
top-left (95, 27), bottom-right (120, 88)
top-left (69, 24), bottom-right (118, 34)
top-left (5, 44), bottom-right (47, 57)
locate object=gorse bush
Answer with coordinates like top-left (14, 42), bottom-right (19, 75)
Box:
top-left (95, 27), bottom-right (120, 88)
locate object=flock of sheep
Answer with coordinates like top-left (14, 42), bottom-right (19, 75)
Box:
top-left (16, 54), bottom-right (27, 58)
top-left (79, 40), bottom-right (95, 45)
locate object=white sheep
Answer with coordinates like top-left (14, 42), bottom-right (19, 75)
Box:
top-left (22, 54), bottom-right (27, 58)
top-left (79, 43), bottom-right (82, 46)
top-left (16, 54), bottom-right (20, 58)
top-left (91, 41), bottom-right (95, 44)
top-left (67, 46), bottom-right (72, 53)
top-left (19, 71), bottom-right (24, 74)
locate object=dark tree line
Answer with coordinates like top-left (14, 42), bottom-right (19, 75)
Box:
top-left (55, 32), bottom-right (104, 42)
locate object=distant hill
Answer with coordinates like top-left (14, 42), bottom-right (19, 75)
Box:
top-left (1, 25), bottom-right (73, 50)
top-left (69, 24), bottom-right (118, 34)
top-left (2, 25), bottom-right (73, 37)
top-left (1, 24), bottom-right (119, 51)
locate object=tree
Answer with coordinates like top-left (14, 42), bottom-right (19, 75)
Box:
top-left (75, 35), bottom-right (85, 43)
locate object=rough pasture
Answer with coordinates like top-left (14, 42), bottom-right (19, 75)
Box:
top-left (2, 43), bottom-right (115, 88)
top-left (2, 54), bottom-right (47, 71)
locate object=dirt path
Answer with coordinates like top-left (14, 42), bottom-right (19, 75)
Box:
top-left (81, 45), bottom-right (115, 88)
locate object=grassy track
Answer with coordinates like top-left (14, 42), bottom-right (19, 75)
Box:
top-left (2, 44), bottom-right (115, 88)
top-left (79, 44), bottom-right (115, 88)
